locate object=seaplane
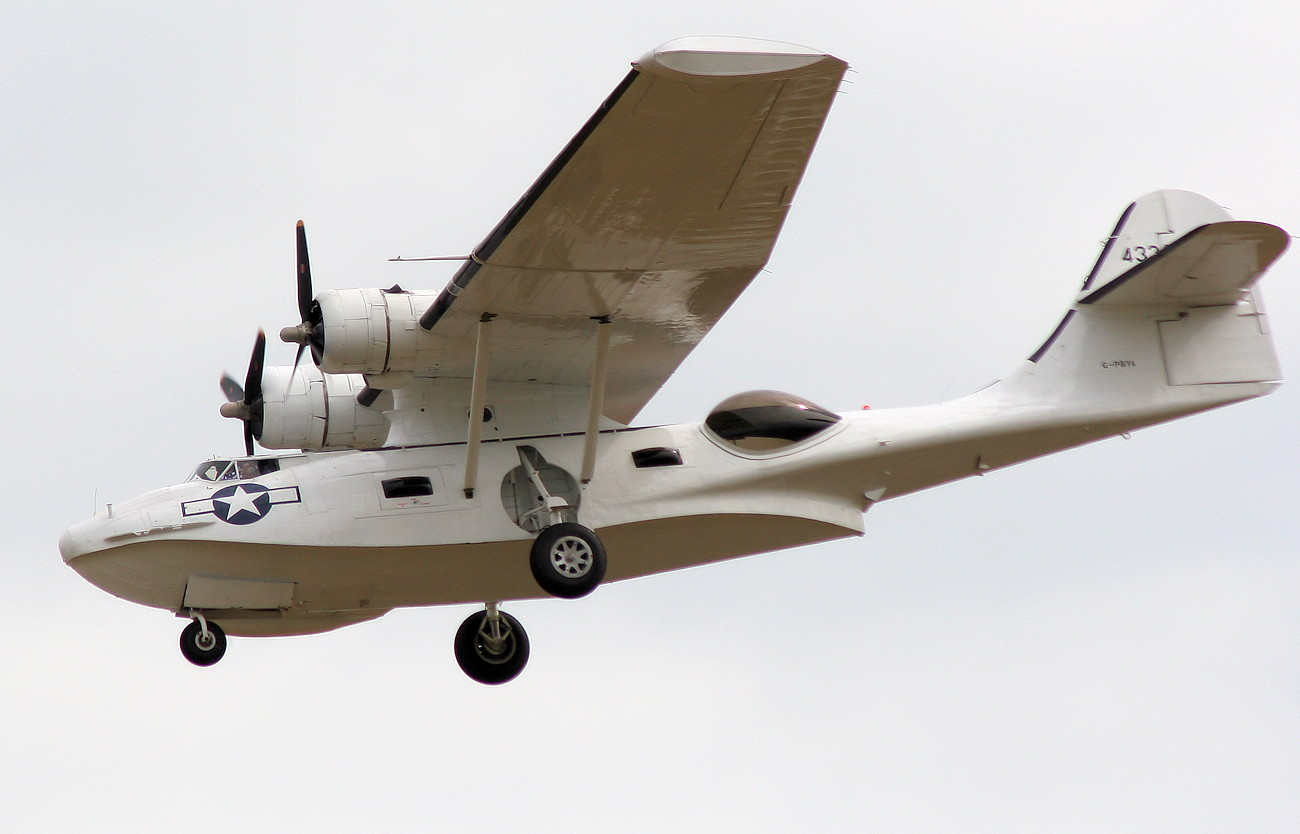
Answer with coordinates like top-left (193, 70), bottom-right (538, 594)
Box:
top-left (59, 37), bottom-right (1288, 684)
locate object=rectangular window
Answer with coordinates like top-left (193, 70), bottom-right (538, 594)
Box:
top-left (382, 476), bottom-right (434, 499)
top-left (631, 447), bottom-right (683, 468)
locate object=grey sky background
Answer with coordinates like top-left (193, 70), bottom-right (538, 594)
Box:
top-left (3, 1), bottom-right (1298, 831)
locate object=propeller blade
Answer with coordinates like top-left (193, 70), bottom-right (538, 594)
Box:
top-left (220, 330), bottom-right (267, 457)
top-left (286, 220), bottom-right (325, 366)
top-left (290, 342), bottom-right (306, 380)
top-left (219, 374), bottom-right (244, 403)
top-left (356, 387), bottom-right (381, 408)
top-left (296, 220), bottom-right (313, 322)
top-left (244, 329), bottom-right (266, 408)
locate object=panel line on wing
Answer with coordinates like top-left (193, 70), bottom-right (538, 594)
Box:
top-left (717, 80), bottom-right (785, 210)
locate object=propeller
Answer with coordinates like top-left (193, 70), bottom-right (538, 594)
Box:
top-left (279, 220), bottom-right (324, 369)
top-left (219, 330), bottom-right (267, 456)
top-left (274, 220), bottom-right (390, 413)
top-left (280, 220), bottom-right (392, 411)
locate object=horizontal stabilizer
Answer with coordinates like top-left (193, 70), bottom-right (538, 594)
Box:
top-left (1079, 190), bottom-right (1229, 298)
top-left (1080, 220), bottom-right (1289, 306)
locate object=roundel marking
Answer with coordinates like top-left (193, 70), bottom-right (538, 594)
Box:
top-left (211, 483), bottom-right (273, 525)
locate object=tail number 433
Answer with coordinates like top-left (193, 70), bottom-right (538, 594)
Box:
top-left (1122, 245), bottom-right (1160, 263)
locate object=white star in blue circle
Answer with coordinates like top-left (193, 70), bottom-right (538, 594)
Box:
top-left (212, 483), bottom-right (273, 525)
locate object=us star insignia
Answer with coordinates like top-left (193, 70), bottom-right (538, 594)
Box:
top-left (182, 484), bottom-right (302, 525)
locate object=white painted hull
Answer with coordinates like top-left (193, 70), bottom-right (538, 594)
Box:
top-left (62, 370), bottom-right (1272, 636)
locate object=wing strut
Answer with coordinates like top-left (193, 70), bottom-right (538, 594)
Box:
top-left (580, 317), bottom-right (612, 484)
top-left (462, 314), bottom-right (496, 499)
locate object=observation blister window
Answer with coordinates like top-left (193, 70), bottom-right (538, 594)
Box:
top-left (705, 390), bottom-right (841, 452)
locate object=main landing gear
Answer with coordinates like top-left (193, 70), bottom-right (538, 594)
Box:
top-left (530, 522), bottom-right (606, 599)
top-left (454, 604), bottom-right (530, 685)
top-left (511, 447), bottom-right (607, 599)
top-left (453, 514), bottom-right (603, 683)
top-left (450, 445), bottom-right (605, 683)
top-left (179, 614), bottom-right (227, 667)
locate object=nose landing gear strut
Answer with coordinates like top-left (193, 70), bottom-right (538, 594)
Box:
top-left (179, 612), bottom-right (227, 667)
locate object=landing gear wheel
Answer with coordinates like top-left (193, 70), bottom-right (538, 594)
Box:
top-left (454, 609), bottom-right (530, 685)
top-left (179, 618), bottom-right (227, 667)
top-left (529, 522), bottom-right (607, 599)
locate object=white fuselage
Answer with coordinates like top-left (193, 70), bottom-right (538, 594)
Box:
top-left (59, 347), bottom-right (1271, 638)
top-left (61, 416), bottom-right (867, 635)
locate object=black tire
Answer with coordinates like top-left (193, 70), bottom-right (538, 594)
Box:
top-left (454, 610), bottom-right (530, 685)
top-left (529, 522), bottom-right (607, 599)
top-left (179, 619), bottom-right (227, 667)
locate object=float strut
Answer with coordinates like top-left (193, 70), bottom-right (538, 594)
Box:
top-left (580, 316), bottom-right (612, 484)
top-left (463, 313), bottom-right (496, 499)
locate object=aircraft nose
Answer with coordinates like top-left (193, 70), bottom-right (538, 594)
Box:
top-left (59, 515), bottom-right (105, 563)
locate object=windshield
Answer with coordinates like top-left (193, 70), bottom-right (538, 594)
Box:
top-left (190, 458), bottom-right (280, 482)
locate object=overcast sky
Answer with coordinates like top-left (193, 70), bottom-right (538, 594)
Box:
top-left (3, 1), bottom-right (1298, 831)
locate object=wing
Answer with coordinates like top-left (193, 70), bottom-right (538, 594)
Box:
top-left (415, 37), bottom-right (847, 425)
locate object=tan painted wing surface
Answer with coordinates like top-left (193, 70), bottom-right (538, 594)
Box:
top-left (420, 38), bottom-right (847, 424)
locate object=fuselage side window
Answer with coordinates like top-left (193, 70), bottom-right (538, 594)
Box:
top-left (382, 476), bottom-right (434, 499)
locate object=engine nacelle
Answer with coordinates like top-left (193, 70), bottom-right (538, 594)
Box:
top-left (257, 364), bottom-right (391, 450)
top-left (314, 287), bottom-right (445, 376)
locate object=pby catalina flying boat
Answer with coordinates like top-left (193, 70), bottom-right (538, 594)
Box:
top-left (60, 37), bottom-right (1288, 684)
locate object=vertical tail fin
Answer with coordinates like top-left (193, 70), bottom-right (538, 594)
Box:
top-left (855, 191), bottom-right (1287, 502)
top-left (976, 190), bottom-right (1288, 423)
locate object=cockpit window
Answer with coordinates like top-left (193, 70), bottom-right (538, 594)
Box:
top-left (192, 461), bottom-right (232, 481)
top-left (705, 390), bottom-right (842, 452)
top-left (238, 459), bottom-right (279, 479)
top-left (190, 459), bottom-right (280, 482)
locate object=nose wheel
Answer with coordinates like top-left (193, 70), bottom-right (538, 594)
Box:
top-left (179, 615), bottom-right (227, 667)
top-left (530, 522), bottom-right (606, 598)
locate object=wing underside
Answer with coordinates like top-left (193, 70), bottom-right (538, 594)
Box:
top-left (415, 37), bottom-right (848, 425)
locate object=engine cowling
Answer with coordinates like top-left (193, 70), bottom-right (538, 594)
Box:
top-left (256, 364), bottom-right (391, 450)
top-left (309, 287), bottom-right (445, 376)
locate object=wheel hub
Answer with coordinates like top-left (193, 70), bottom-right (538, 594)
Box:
top-left (550, 536), bottom-right (593, 577)
top-left (475, 626), bottom-right (516, 664)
